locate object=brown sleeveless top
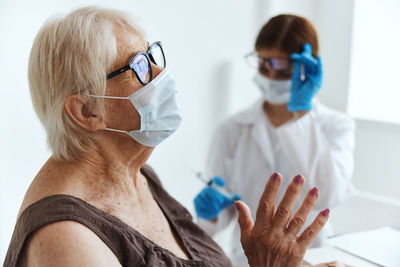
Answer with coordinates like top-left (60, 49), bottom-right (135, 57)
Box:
top-left (3, 165), bottom-right (232, 267)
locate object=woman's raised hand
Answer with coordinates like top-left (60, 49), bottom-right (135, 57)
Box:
top-left (235, 173), bottom-right (330, 267)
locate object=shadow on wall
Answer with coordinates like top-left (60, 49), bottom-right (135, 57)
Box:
top-left (331, 190), bottom-right (400, 235)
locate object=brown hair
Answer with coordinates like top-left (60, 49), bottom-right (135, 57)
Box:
top-left (255, 14), bottom-right (319, 57)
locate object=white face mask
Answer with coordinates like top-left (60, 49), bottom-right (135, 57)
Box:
top-left (89, 69), bottom-right (182, 147)
top-left (253, 72), bottom-right (292, 104)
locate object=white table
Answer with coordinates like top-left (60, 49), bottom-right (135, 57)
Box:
top-left (304, 246), bottom-right (381, 267)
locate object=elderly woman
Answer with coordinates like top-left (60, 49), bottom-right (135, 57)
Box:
top-left (4, 6), bottom-right (330, 267)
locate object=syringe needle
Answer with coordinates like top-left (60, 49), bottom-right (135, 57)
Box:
top-left (195, 172), bottom-right (210, 184)
top-left (182, 163), bottom-right (210, 184)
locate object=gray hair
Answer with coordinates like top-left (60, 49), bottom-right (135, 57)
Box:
top-left (28, 6), bottom-right (140, 161)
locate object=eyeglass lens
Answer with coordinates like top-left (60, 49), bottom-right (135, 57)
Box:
top-left (257, 58), bottom-right (291, 72)
top-left (130, 42), bottom-right (165, 84)
top-left (268, 58), bottom-right (291, 71)
top-left (131, 54), bottom-right (150, 84)
top-left (148, 43), bottom-right (166, 69)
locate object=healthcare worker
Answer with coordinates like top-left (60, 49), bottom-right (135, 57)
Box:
top-left (194, 14), bottom-right (356, 266)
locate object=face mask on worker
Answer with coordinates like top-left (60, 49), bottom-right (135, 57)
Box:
top-left (89, 69), bottom-right (182, 147)
top-left (253, 72), bottom-right (291, 104)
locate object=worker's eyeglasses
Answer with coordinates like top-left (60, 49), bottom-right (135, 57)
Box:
top-left (245, 52), bottom-right (292, 72)
top-left (107, 41), bottom-right (166, 85)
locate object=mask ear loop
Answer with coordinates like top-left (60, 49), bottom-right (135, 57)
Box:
top-left (86, 95), bottom-right (129, 100)
top-left (85, 94), bottom-right (131, 133)
top-left (104, 128), bottom-right (129, 133)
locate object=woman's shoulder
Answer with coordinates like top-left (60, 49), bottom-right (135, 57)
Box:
top-left (18, 157), bottom-right (86, 212)
top-left (313, 101), bottom-right (355, 131)
top-left (5, 194), bottom-right (126, 267)
top-left (17, 171), bottom-right (68, 220)
top-left (18, 220), bottom-right (121, 267)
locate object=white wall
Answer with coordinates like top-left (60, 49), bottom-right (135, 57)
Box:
top-left (348, 0), bottom-right (400, 124)
top-left (346, 0), bottom-right (400, 201)
top-left (347, 0), bottom-right (400, 201)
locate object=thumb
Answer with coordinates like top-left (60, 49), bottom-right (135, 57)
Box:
top-left (235, 201), bottom-right (254, 244)
top-left (302, 43), bottom-right (312, 56)
top-left (211, 176), bottom-right (225, 187)
top-left (231, 194), bottom-right (241, 201)
top-left (291, 61), bottom-right (302, 82)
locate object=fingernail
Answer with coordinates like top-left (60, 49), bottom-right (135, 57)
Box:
top-left (234, 201), bottom-right (239, 211)
top-left (322, 208), bottom-right (330, 217)
top-left (271, 172), bottom-right (280, 182)
top-left (294, 175), bottom-right (304, 184)
top-left (310, 187), bottom-right (318, 197)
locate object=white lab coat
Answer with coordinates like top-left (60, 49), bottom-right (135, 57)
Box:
top-left (198, 98), bottom-right (356, 266)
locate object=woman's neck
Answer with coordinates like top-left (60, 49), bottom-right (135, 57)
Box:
top-left (69, 136), bottom-right (153, 196)
top-left (34, 133), bottom-right (153, 203)
top-left (263, 101), bottom-right (293, 127)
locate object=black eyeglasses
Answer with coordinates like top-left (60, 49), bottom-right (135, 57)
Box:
top-left (107, 41), bottom-right (166, 85)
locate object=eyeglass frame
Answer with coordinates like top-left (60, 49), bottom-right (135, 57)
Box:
top-left (106, 41), bottom-right (166, 85)
top-left (244, 52), bottom-right (292, 72)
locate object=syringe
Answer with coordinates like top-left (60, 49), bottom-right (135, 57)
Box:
top-left (300, 64), bottom-right (306, 82)
top-left (300, 56), bottom-right (318, 82)
top-left (182, 163), bottom-right (235, 199)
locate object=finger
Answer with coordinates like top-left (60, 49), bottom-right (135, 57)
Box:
top-left (231, 194), bottom-right (241, 201)
top-left (291, 57), bottom-right (317, 76)
top-left (316, 56), bottom-right (323, 74)
top-left (272, 175), bottom-right (305, 229)
top-left (291, 54), bottom-right (316, 69)
top-left (254, 172), bottom-right (282, 228)
top-left (290, 53), bottom-right (302, 61)
top-left (298, 209), bottom-right (330, 247)
top-left (291, 61), bottom-right (302, 82)
top-left (286, 187), bottom-right (319, 235)
top-left (235, 201), bottom-right (254, 245)
top-left (211, 176), bottom-right (224, 187)
top-left (303, 43), bottom-right (312, 55)
top-left (221, 196), bottom-right (236, 209)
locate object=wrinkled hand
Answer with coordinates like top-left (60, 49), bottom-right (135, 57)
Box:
top-left (235, 173), bottom-right (329, 267)
top-left (194, 177), bottom-right (241, 220)
top-left (288, 43), bottom-right (323, 112)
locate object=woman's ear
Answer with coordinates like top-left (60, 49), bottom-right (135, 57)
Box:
top-left (64, 94), bottom-right (106, 132)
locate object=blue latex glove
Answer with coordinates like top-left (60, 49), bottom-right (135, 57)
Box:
top-left (194, 176), bottom-right (241, 220)
top-left (288, 43), bottom-right (323, 112)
